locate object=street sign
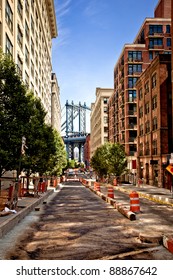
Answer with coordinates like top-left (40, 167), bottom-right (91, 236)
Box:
top-left (166, 164), bottom-right (173, 175)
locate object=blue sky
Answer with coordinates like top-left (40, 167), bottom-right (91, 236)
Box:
top-left (52, 0), bottom-right (158, 114)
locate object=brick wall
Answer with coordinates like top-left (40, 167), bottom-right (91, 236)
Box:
top-left (154, 0), bottom-right (171, 18)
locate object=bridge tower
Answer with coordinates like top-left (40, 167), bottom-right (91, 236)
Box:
top-left (61, 101), bottom-right (91, 162)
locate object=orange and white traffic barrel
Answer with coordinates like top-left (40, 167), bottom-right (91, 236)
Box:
top-left (113, 178), bottom-right (117, 186)
top-left (129, 191), bottom-right (140, 213)
top-left (95, 182), bottom-right (100, 192)
top-left (107, 186), bottom-right (114, 199)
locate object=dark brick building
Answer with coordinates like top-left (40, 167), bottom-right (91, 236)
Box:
top-left (136, 54), bottom-right (172, 188)
top-left (108, 0), bottom-right (171, 182)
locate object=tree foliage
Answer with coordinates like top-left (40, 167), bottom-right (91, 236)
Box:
top-left (0, 50), bottom-right (67, 178)
top-left (90, 142), bottom-right (127, 180)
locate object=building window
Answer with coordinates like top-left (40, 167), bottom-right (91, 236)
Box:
top-left (5, 34), bottom-right (13, 57)
top-left (149, 25), bottom-right (163, 35)
top-left (31, 37), bottom-right (34, 56)
top-left (144, 81), bottom-right (149, 94)
top-left (25, 71), bottom-right (29, 87)
top-left (18, 0), bottom-right (23, 20)
top-left (104, 106), bottom-right (107, 112)
top-left (25, 20), bottom-right (29, 42)
top-left (104, 127), bottom-right (108, 133)
top-left (145, 102), bottom-right (149, 114)
top-left (152, 117), bottom-right (157, 130)
top-left (103, 98), bottom-right (108, 104)
top-left (149, 38), bottom-right (163, 48)
top-left (145, 141), bottom-right (150, 155)
top-left (139, 88), bottom-right (143, 100)
top-left (167, 38), bottom-right (171, 47)
top-left (128, 51), bottom-right (142, 61)
top-left (149, 52), bottom-right (153, 60)
top-left (152, 95), bottom-right (157, 110)
top-left (25, 45), bottom-right (29, 66)
top-left (145, 121), bottom-right (150, 133)
top-left (104, 116), bottom-right (108, 124)
top-left (153, 140), bottom-right (157, 155)
top-left (31, 60), bottom-right (34, 77)
top-left (31, 15), bottom-right (34, 34)
top-left (25, 0), bottom-right (29, 19)
top-left (35, 71), bottom-right (38, 86)
top-left (17, 55), bottom-right (23, 77)
top-left (166, 25), bottom-right (171, 33)
top-left (17, 24), bottom-right (23, 49)
top-left (152, 73), bottom-right (157, 88)
top-left (139, 143), bottom-right (143, 156)
top-left (35, 51), bottom-right (38, 67)
top-left (128, 64), bottom-right (142, 75)
top-left (139, 107), bottom-right (143, 118)
top-left (128, 77), bottom-right (138, 88)
top-left (5, 1), bottom-right (13, 32)
top-left (139, 124), bottom-right (143, 136)
top-left (128, 90), bottom-right (136, 101)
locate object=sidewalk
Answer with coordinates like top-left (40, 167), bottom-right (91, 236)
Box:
top-left (0, 188), bottom-right (54, 238)
top-left (114, 183), bottom-right (173, 206)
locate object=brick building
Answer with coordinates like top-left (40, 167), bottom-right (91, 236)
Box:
top-left (108, 0), bottom-right (171, 182)
top-left (136, 54), bottom-right (172, 188)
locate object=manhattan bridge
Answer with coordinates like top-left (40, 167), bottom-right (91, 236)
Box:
top-left (61, 100), bottom-right (91, 162)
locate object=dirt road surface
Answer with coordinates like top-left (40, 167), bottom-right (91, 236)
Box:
top-left (5, 183), bottom-right (173, 260)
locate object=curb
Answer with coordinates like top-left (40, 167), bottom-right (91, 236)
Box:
top-left (163, 235), bottom-right (173, 254)
top-left (114, 186), bottom-right (173, 206)
top-left (86, 184), bottom-right (136, 221)
top-left (0, 189), bottom-right (54, 238)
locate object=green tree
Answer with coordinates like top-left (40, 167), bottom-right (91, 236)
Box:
top-left (108, 143), bottom-right (127, 179)
top-left (90, 142), bottom-right (127, 181)
top-left (0, 51), bottom-right (33, 177)
top-left (46, 130), bottom-right (67, 176)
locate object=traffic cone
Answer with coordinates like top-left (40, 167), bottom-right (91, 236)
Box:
top-left (129, 191), bottom-right (140, 213)
top-left (107, 186), bottom-right (114, 199)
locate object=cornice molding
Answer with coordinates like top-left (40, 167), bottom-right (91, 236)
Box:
top-left (46, 0), bottom-right (58, 38)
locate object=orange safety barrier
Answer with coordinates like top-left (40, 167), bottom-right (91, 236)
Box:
top-left (129, 191), bottom-right (140, 213)
top-left (95, 182), bottom-right (100, 192)
top-left (113, 178), bottom-right (117, 186)
top-left (38, 182), bottom-right (42, 192)
top-left (53, 178), bottom-right (57, 187)
top-left (107, 186), bottom-right (114, 199)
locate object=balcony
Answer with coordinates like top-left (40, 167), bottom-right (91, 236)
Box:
top-left (128, 71), bottom-right (142, 76)
top-left (128, 137), bottom-right (136, 143)
top-left (128, 58), bottom-right (143, 63)
top-left (148, 44), bottom-right (164, 50)
top-left (128, 97), bottom-right (137, 103)
top-left (128, 124), bottom-right (137, 129)
top-left (128, 110), bottom-right (137, 116)
top-left (148, 32), bottom-right (164, 37)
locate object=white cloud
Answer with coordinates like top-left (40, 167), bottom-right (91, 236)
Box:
top-left (55, 0), bottom-right (72, 47)
top-left (56, 0), bottom-right (72, 18)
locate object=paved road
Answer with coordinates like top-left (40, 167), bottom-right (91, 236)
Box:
top-left (2, 183), bottom-right (173, 260)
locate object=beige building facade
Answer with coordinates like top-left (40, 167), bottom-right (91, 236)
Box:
top-left (51, 73), bottom-right (61, 132)
top-left (0, 0), bottom-right (58, 125)
top-left (90, 88), bottom-right (113, 158)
